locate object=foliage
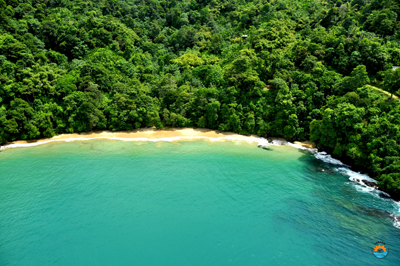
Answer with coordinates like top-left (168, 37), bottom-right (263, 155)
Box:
top-left (1, 0), bottom-right (400, 198)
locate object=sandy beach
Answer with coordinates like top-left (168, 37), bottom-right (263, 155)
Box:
top-left (0, 128), bottom-right (316, 150)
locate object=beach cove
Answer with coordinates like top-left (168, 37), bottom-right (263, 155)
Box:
top-left (0, 129), bottom-right (399, 265)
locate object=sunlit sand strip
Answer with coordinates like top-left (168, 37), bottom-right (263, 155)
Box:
top-left (0, 128), bottom-right (274, 150)
top-left (0, 128), bottom-right (317, 150)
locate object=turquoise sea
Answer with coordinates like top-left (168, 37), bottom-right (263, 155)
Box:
top-left (0, 139), bottom-right (399, 265)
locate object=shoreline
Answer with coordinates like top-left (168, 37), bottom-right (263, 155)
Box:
top-left (0, 127), bottom-right (316, 150)
top-left (1, 127), bottom-right (398, 209)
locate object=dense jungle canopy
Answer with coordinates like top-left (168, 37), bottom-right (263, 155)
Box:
top-left (1, 0), bottom-right (400, 198)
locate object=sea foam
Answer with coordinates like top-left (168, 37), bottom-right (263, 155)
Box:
top-left (388, 212), bottom-right (400, 229)
top-left (314, 152), bottom-right (346, 166)
top-left (266, 140), bottom-right (393, 198)
top-left (337, 167), bottom-right (377, 184)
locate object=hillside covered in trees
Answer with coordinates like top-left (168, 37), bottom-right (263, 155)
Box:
top-left (1, 0), bottom-right (400, 198)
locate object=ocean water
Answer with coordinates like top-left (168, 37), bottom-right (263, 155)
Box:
top-left (0, 139), bottom-right (399, 266)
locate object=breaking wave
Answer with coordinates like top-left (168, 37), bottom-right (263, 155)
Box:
top-left (314, 152), bottom-right (346, 166)
top-left (337, 167), bottom-right (377, 184)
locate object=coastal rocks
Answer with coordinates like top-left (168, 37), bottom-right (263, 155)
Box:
top-left (257, 144), bottom-right (271, 150)
top-left (390, 213), bottom-right (400, 223)
top-left (323, 169), bottom-right (336, 174)
top-left (308, 166), bottom-right (336, 174)
top-left (356, 207), bottom-right (400, 228)
top-left (348, 176), bottom-right (392, 198)
top-left (379, 191), bottom-right (392, 198)
top-left (350, 177), bottom-right (379, 190)
top-left (357, 206), bottom-right (390, 218)
top-left (362, 180), bottom-right (377, 188)
top-left (385, 212), bottom-right (400, 228)
top-left (358, 206), bottom-right (398, 220)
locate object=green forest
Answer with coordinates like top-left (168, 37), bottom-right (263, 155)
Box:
top-left (1, 0), bottom-right (400, 198)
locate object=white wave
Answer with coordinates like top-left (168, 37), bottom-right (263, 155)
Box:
top-left (353, 183), bottom-right (378, 194)
top-left (387, 212), bottom-right (400, 229)
top-left (393, 203), bottom-right (400, 229)
top-left (269, 139), bottom-right (287, 146)
top-left (394, 201), bottom-right (400, 213)
top-left (393, 218), bottom-right (400, 229)
top-left (388, 202), bottom-right (400, 229)
top-left (350, 182), bottom-right (392, 200)
top-left (338, 167), bottom-right (377, 184)
top-left (392, 201), bottom-right (400, 219)
top-left (310, 152), bottom-right (392, 203)
top-left (0, 135), bottom-right (271, 151)
top-left (314, 151), bottom-right (345, 165)
top-left (339, 167), bottom-right (393, 199)
top-left (306, 148), bottom-right (389, 198)
top-left (262, 139), bottom-right (319, 153)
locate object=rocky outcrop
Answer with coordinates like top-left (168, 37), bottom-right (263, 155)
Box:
top-left (257, 144), bottom-right (271, 150)
top-left (385, 211), bottom-right (400, 225)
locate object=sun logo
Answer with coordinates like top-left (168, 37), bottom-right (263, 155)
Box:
top-left (374, 244), bottom-right (387, 253)
top-left (372, 241), bottom-right (389, 259)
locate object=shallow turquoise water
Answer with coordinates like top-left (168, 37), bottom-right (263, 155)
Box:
top-left (0, 139), bottom-right (399, 265)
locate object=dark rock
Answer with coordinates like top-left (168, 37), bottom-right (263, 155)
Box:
top-left (385, 211), bottom-right (400, 222)
top-left (349, 177), bottom-right (381, 190)
top-left (356, 207), bottom-right (398, 221)
top-left (323, 169), bottom-right (336, 174)
top-left (308, 167), bottom-right (336, 174)
top-left (357, 206), bottom-right (389, 218)
top-left (379, 192), bottom-right (391, 198)
top-left (363, 180), bottom-right (377, 188)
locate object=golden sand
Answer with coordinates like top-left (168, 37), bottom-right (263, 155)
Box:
top-left (9, 128), bottom-right (238, 143)
top-left (294, 141), bottom-right (316, 149)
top-left (2, 127), bottom-right (315, 149)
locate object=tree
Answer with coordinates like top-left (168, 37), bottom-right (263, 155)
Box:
top-left (1, 0), bottom-right (400, 198)
top-left (383, 68), bottom-right (400, 100)
top-left (205, 101), bottom-right (220, 129)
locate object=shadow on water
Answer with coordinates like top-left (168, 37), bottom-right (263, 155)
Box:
top-left (276, 149), bottom-right (400, 255)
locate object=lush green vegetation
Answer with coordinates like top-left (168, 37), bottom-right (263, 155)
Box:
top-left (1, 0), bottom-right (400, 198)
